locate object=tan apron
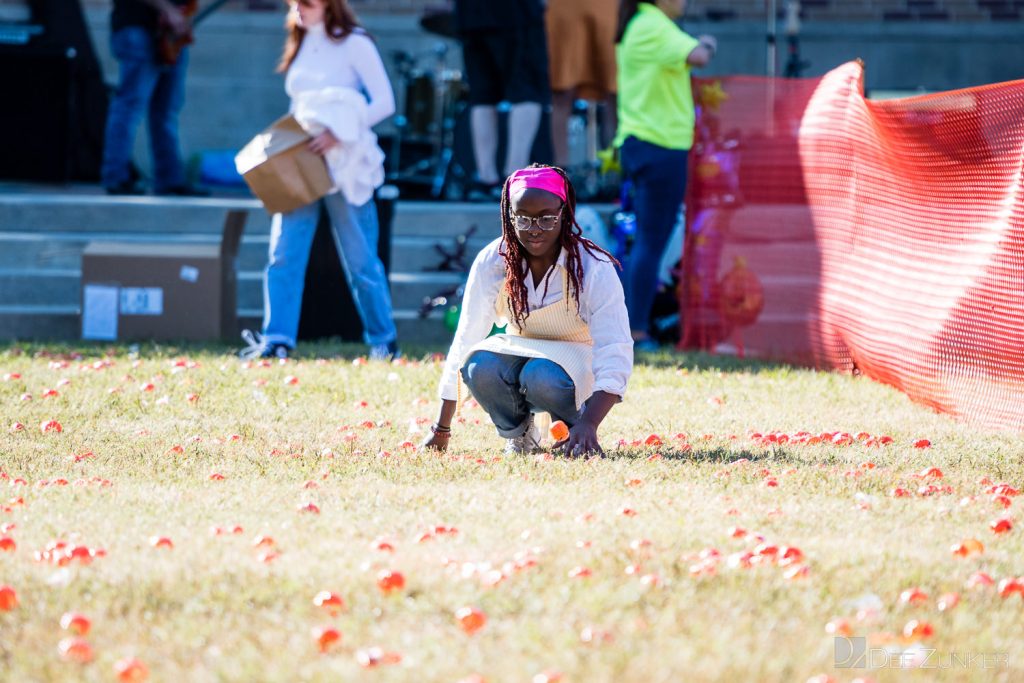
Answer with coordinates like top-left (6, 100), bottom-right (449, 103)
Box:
top-left (461, 265), bottom-right (594, 410)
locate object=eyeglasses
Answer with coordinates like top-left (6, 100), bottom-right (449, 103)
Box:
top-left (510, 208), bottom-right (563, 232)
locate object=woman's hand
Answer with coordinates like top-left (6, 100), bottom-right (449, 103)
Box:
top-left (555, 420), bottom-right (604, 458)
top-left (697, 34), bottom-right (718, 52)
top-left (308, 130), bottom-right (340, 155)
top-left (157, 1), bottom-right (189, 36)
top-left (420, 430), bottom-right (450, 452)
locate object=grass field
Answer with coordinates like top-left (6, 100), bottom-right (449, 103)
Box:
top-left (0, 341), bottom-right (1022, 683)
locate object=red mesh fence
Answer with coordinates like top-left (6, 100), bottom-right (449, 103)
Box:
top-left (680, 61), bottom-right (1024, 430)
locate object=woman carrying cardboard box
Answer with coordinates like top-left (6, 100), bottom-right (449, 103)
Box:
top-left (241, 0), bottom-right (400, 361)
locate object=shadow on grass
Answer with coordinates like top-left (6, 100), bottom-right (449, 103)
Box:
top-left (633, 347), bottom-right (797, 374)
top-left (1, 340), bottom-right (806, 377)
top-left (0, 339), bottom-right (448, 362)
top-left (598, 445), bottom-right (811, 466)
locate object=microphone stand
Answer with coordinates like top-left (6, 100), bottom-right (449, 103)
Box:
top-left (784, 1), bottom-right (809, 78)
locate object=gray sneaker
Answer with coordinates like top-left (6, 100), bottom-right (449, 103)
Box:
top-left (503, 416), bottom-right (543, 455)
top-left (368, 341), bottom-right (401, 362)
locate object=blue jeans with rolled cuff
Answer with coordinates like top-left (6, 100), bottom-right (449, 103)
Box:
top-left (461, 350), bottom-right (581, 438)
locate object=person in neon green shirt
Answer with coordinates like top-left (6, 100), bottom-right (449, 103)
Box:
top-left (615, 0), bottom-right (716, 350)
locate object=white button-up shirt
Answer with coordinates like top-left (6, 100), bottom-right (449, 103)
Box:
top-left (438, 237), bottom-right (634, 402)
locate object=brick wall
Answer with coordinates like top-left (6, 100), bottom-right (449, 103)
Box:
top-left (0, 0), bottom-right (1021, 20)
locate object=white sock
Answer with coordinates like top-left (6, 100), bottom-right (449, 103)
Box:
top-left (470, 105), bottom-right (500, 184)
top-left (504, 102), bottom-right (543, 176)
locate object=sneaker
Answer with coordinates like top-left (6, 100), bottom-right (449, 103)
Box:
top-left (238, 330), bottom-right (290, 360)
top-left (105, 180), bottom-right (146, 196)
top-left (503, 415), bottom-right (543, 455)
top-left (155, 184), bottom-right (210, 197)
top-left (632, 337), bottom-right (661, 352)
top-left (466, 180), bottom-right (503, 203)
top-left (369, 340), bottom-right (401, 362)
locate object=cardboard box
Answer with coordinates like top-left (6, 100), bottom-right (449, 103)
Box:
top-left (80, 211), bottom-right (246, 342)
top-left (235, 114), bottom-right (333, 214)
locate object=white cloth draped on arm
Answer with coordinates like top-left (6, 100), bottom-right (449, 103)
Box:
top-left (292, 87), bottom-right (385, 206)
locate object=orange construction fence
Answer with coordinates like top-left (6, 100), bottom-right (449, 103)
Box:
top-left (680, 61), bottom-right (1024, 430)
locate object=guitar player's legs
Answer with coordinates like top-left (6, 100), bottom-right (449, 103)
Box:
top-left (149, 46), bottom-right (188, 194)
top-left (101, 27), bottom-right (161, 192)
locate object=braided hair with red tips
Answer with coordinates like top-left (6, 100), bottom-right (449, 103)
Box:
top-left (499, 164), bottom-right (620, 329)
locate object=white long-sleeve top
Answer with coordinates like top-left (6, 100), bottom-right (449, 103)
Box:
top-left (439, 237), bottom-right (634, 402)
top-left (285, 23), bottom-right (395, 128)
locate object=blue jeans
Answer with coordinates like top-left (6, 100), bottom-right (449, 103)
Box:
top-left (620, 135), bottom-right (689, 335)
top-left (101, 27), bottom-right (188, 190)
top-left (461, 351), bottom-right (581, 437)
top-left (262, 192), bottom-right (397, 348)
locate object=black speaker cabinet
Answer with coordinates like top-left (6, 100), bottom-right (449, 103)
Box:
top-left (0, 46), bottom-right (77, 182)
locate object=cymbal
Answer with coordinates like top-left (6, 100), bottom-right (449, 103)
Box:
top-left (419, 7), bottom-right (456, 39)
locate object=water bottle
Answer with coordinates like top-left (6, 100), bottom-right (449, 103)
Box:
top-left (612, 179), bottom-right (636, 263)
top-left (612, 210), bottom-right (636, 264)
top-left (567, 107), bottom-right (588, 169)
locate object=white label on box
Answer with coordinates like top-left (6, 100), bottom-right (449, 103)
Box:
top-left (179, 265), bottom-right (200, 283)
top-left (120, 287), bottom-right (164, 316)
top-left (82, 284), bottom-right (119, 340)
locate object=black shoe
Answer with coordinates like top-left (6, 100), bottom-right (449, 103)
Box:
top-left (105, 180), bottom-right (146, 196)
top-left (155, 184), bottom-right (210, 197)
top-left (466, 180), bottom-right (502, 202)
top-left (238, 330), bottom-right (290, 360)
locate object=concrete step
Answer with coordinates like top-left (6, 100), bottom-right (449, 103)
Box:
top-left (0, 192), bottom-right (615, 235)
top-left (233, 271), bottom-right (466, 311)
top-left (0, 268), bottom-right (468, 310)
top-left (0, 231), bottom-right (497, 273)
top-left (0, 192), bottom-right (601, 238)
top-left (0, 309), bottom-right (456, 347)
top-left (0, 190), bottom-right (617, 342)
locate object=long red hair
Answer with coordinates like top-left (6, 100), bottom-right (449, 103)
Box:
top-left (499, 164), bottom-right (620, 329)
top-left (277, 0), bottom-right (362, 73)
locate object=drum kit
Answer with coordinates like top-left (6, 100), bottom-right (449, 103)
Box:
top-left (386, 11), bottom-right (470, 200)
top-left (388, 8), bottom-right (619, 202)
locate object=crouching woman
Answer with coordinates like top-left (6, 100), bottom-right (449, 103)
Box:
top-left (423, 165), bottom-right (633, 456)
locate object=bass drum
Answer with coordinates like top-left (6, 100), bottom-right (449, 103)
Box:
top-left (403, 72), bottom-right (436, 139)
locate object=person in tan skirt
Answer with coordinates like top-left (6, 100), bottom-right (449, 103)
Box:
top-left (545, 0), bottom-right (620, 169)
top-left (422, 165), bottom-right (634, 456)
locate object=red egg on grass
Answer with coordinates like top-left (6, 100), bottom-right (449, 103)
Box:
top-left (60, 612), bottom-right (92, 635)
top-left (312, 625), bottom-right (342, 653)
top-left (455, 606), bottom-right (487, 634)
top-left (58, 637), bottom-right (94, 663)
top-left (0, 585), bottom-right (18, 610)
top-left (376, 570), bottom-right (405, 594)
top-left (313, 591), bottom-right (346, 616)
top-left (114, 657), bottom-right (148, 682)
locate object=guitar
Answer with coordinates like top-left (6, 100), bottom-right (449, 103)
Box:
top-left (156, 0), bottom-right (233, 66)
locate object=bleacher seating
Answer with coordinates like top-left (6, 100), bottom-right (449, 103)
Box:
top-left (692, 0), bottom-right (1021, 21)
top-left (1, 0), bottom-right (1020, 21)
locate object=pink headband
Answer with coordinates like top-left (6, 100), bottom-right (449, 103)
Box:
top-left (506, 167), bottom-right (567, 203)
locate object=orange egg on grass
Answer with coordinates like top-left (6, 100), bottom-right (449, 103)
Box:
top-left (114, 658), bottom-right (148, 683)
top-left (549, 420), bottom-right (569, 442)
